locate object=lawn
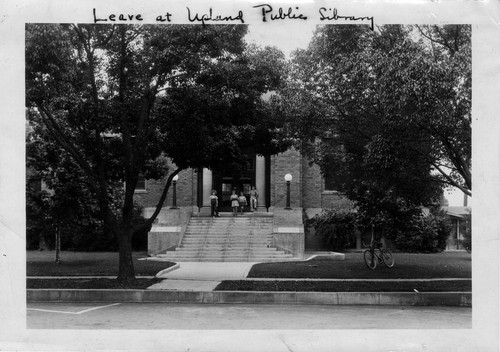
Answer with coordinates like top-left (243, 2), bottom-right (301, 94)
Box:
top-left (248, 251), bottom-right (471, 279)
top-left (215, 280), bottom-right (471, 292)
top-left (26, 251), bottom-right (175, 277)
top-left (27, 278), bottom-right (161, 289)
top-left (26, 250), bottom-right (472, 291)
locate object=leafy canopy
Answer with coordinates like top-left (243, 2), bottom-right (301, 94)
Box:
top-left (275, 25), bottom-right (470, 206)
top-left (26, 24), bottom-right (289, 280)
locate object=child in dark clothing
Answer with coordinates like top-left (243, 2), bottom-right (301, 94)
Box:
top-left (209, 190), bottom-right (219, 218)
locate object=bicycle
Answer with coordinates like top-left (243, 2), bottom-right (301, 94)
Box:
top-left (363, 241), bottom-right (394, 269)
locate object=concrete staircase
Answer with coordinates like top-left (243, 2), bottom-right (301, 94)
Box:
top-left (155, 213), bottom-right (294, 262)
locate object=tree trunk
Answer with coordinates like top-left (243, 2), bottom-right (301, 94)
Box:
top-left (117, 225), bottom-right (135, 284)
top-left (38, 234), bottom-right (50, 251)
top-left (54, 225), bottom-right (61, 264)
top-left (117, 187), bottom-right (137, 284)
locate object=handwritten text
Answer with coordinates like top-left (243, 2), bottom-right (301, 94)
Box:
top-left (186, 7), bottom-right (244, 26)
top-left (319, 8), bottom-right (374, 30)
top-left (253, 4), bottom-right (307, 22)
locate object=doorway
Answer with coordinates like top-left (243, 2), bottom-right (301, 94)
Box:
top-left (214, 153), bottom-right (255, 212)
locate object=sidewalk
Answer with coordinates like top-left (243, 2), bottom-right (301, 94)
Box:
top-left (149, 262), bottom-right (257, 291)
top-left (143, 251), bottom-right (346, 291)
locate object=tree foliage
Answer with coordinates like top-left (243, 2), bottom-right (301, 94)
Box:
top-left (272, 25), bottom-right (470, 231)
top-left (26, 24), bottom-right (288, 282)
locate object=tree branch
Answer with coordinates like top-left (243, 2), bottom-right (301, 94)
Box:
top-left (36, 104), bottom-right (98, 188)
top-left (430, 160), bottom-right (471, 196)
top-left (133, 168), bottom-right (182, 234)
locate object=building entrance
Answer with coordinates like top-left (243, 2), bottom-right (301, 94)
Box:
top-left (214, 153), bottom-right (256, 212)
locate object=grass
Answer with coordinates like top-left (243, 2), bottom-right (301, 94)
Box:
top-left (27, 251), bottom-right (175, 277)
top-left (215, 280), bottom-right (471, 292)
top-left (27, 278), bottom-right (161, 289)
top-left (248, 251), bottom-right (471, 279)
top-left (26, 250), bottom-right (471, 291)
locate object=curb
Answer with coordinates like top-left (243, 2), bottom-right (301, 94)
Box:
top-left (27, 276), bottom-right (156, 279)
top-left (27, 289), bottom-right (471, 306)
top-left (154, 263), bottom-right (181, 278)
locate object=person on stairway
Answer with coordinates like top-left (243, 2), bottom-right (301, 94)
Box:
top-left (210, 190), bottom-right (219, 218)
top-left (230, 189), bottom-right (239, 216)
top-left (238, 191), bottom-right (247, 215)
top-left (249, 186), bottom-right (258, 212)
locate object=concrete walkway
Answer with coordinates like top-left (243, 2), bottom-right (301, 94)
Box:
top-left (149, 262), bottom-right (257, 291)
top-left (144, 253), bottom-right (470, 291)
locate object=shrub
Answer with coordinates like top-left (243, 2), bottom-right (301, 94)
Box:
top-left (390, 211), bottom-right (451, 253)
top-left (459, 213), bottom-right (472, 251)
top-left (26, 185), bottom-right (147, 252)
top-left (26, 189), bottom-right (54, 250)
top-left (310, 210), bottom-right (358, 251)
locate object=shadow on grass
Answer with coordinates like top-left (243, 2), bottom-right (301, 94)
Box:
top-left (27, 251), bottom-right (175, 277)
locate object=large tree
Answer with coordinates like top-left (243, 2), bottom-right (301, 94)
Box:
top-left (273, 24), bottom-right (471, 220)
top-left (26, 24), bottom-right (288, 283)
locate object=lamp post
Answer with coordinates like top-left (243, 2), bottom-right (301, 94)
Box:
top-left (171, 174), bottom-right (179, 209)
top-left (284, 173), bottom-right (292, 210)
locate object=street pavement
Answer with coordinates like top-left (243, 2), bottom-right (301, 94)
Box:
top-left (27, 302), bottom-right (471, 330)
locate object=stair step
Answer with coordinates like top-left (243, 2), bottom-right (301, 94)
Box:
top-left (185, 232), bottom-right (272, 234)
top-left (180, 245), bottom-right (273, 248)
top-left (186, 228), bottom-right (272, 230)
top-left (182, 241), bottom-right (271, 243)
top-left (184, 239), bottom-right (271, 242)
top-left (184, 234), bottom-right (272, 237)
top-left (183, 234), bottom-right (272, 236)
top-left (158, 254), bottom-right (293, 259)
top-left (194, 213), bottom-right (274, 218)
top-left (155, 258), bottom-right (293, 262)
top-left (172, 248), bottom-right (280, 252)
top-left (187, 222), bottom-right (273, 224)
top-left (160, 254), bottom-right (290, 260)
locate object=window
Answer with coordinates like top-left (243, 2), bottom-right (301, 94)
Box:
top-left (324, 168), bottom-right (338, 191)
top-left (245, 157), bottom-right (255, 171)
top-left (135, 174), bottom-right (147, 192)
top-left (321, 149), bottom-right (347, 192)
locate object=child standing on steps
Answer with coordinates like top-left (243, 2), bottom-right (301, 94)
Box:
top-left (249, 186), bottom-right (258, 212)
top-left (209, 190), bottom-right (219, 218)
top-left (230, 189), bottom-right (239, 216)
top-left (238, 191), bottom-right (247, 215)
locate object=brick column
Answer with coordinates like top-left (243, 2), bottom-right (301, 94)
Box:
top-left (255, 155), bottom-right (266, 211)
top-left (272, 148), bottom-right (302, 209)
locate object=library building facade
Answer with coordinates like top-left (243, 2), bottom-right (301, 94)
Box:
top-left (137, 147), bottom-right (354, 262)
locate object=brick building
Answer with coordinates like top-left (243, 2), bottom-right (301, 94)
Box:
top-left (135, 148), bottom-right (353, 213)
top-left (139, 147), bottom-right (354, 259)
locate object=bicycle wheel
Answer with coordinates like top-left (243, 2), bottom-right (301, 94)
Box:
top-left (381, 249), bottom-right (394, 268)
top-left (364, 250), bottom-right (377, 269)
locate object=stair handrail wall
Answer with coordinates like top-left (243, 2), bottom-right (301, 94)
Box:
top-left (273, 243), bottom-right (294, 255)
top-left (176, 210), bottom-right (193, 248)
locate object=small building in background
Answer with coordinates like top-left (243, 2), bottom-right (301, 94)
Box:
top-left (441, 206), bottom-right (472, 250)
